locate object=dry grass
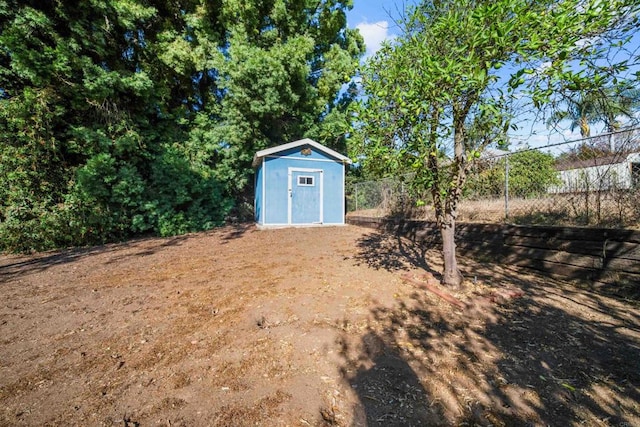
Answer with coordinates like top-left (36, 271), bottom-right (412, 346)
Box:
top-left (1, 225), bottom-right (639, 426)
top-left (350, 190), bottom-right (640, 229)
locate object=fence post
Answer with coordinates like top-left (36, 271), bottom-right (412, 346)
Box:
top-left (609, 131), bottom-right (615, 152)
top-left (355, 183), bottom-right (358, 212)
top-left (504, 156), bottom-right (510, 220)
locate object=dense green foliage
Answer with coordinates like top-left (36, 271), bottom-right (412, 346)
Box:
top-left (467, 151), bottom-right (560, 198)
top-left (350, 0), bottom-right (640, 286)
top-left (0, 0), bottom-right (364, 252)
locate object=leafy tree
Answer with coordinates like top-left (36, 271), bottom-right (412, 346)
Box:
top-left (0, 0), bottom-right (163, 250)
top-left (196, 0), bottom-right (364, 200)
top-left (467, 150), bottom-right (560, 199)
top-left (476, 149), bottom-right (560, 198)
top-left (507, 150), bottom-right (560, 198)
top-left (137, 0), bottom-right (364, 218)
top-left (350, 0), bottom-right (640, 287)
top-left (547, 85), bottom-right (640, 137)
top-left (0, 0), bottom-right (363, 251)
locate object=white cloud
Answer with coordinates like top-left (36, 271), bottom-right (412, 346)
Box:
top-left (356, 21), bottom-right (394, 57)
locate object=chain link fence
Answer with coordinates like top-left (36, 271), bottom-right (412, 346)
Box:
top-left (347, 127), bottom-right (640, 229)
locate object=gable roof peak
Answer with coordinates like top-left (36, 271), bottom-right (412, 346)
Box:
top-left (252, 138), bottom-right (352, 167)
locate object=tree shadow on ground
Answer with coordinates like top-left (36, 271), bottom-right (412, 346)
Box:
top-left (219, 223), bottom-right (255, 242)
top-left (341, 292), bottom-right (640, 426)
top-left (343, 232), bottom-right (640, 426)
top-left (353, 230), bottom-right (508, 285)
top-left (339, 332), bottom-right (443, 426)
top-left (0, 223), bottom-right (258, 284)
top-left (0, 234), bottom-right (190, 283)
top-left (354, 232), bottom-right (432, 273)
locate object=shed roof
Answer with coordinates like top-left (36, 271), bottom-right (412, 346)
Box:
top-left (252, 138), bottom-right (352, 167)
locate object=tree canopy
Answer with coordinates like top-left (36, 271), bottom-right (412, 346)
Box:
top-left (466, 150), bottom-right (560, 199)
top-left (0, 0), bottom-right (364, 252)
top-left (350, 0), bottom-right (640, 287)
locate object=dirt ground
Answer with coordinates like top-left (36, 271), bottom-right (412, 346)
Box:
top-left (1, 225), bottom-right (639, 426)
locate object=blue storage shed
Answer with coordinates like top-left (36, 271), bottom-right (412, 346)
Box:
top-left (253, 138), bottom-right (352, 227)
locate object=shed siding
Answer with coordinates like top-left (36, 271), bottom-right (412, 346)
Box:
top-left (264, 156), bottom-right (289, 225)
top-left (322, 161), bottom-right (346, 224)
top-left (255, 141), bottom-right (347, 226)
top-left (254, 160), bottom-right (264, 224)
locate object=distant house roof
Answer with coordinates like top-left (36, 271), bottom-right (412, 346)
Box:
top-left (252, 138), bottom-right (352, 167)
top-left (556, 152), bottom-right (639, 171)
top-left (556, 155), bottom-right (621, 171)
top-left (481, 148), bottom-right (509, 159)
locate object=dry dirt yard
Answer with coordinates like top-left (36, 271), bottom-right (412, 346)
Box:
top-left (1, 225), bottom-right (639, 426)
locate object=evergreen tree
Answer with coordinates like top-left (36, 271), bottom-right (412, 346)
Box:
top-left (0, 0), bottom-right (363, 252)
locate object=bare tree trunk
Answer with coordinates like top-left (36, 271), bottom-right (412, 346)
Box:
top-left (435, 101), bottom-right (472, 289)
top-left (440, 213), bottom-right (462, 288)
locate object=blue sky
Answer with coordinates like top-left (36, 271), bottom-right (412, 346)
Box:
top-left (346, 1), bottom-right (413, 57)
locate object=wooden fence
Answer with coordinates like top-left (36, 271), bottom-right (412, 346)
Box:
top-left (347, 216), bottom-right (640, 298)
